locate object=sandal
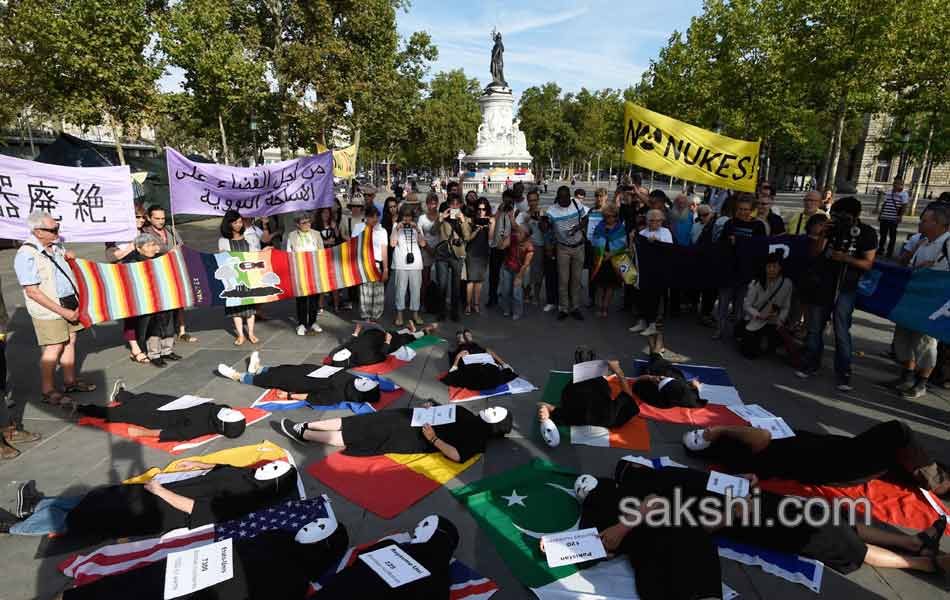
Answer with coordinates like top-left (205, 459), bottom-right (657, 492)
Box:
top-left (916, 515), bottom-right (947, 556)
top-left (1, 440), bottom-right (19, 460)
top-left (3, 427), bottom-right (40, 444)
top-left (248, 335), bottom-right (260, 344)
top-left (178, 333), bottom-right (198, 343)
top-left (63, 381), bottom-right (96, 393)
top-left (41, 391), bottom-right (75, 410)
top-left (129, 352), bottom-right (149, 364)
top-left (234, 337), bottom-right (245, 346)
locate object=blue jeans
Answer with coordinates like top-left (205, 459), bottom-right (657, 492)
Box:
top-left (803, 289), bottom-right (857, 379)
top-left (10, 496), bottom-right (82, 536)
top-left (499, 268), bottom-right (524, 317)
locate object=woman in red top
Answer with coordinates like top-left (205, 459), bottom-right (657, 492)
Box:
top-left (498, 225), bottom-right (534, 320)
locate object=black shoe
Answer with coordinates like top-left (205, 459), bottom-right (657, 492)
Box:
top-left (571, 310), bottom-right (584, 321)
top-left (573, 347), bottom-right (585, 365)
top-left (587, 349), bottom-right (595, 362)
top-left (164, 353), bottom-right (183, 361)
top-left (557, 312), bottom-right (569, 321)
top-left (280, 418), bottom-right (309, 444)
top-left (149, 358), bottom-right (167, 368)
top-left (0, 519), bottom-right (15, 534)
top-left (16, 480), bottom-right (40, 518)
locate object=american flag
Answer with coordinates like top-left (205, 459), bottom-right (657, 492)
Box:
top-left (60, 497), bottom-right (332, 587)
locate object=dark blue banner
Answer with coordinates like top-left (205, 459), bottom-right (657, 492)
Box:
top-left (858, 262), bottom-right (950, 342)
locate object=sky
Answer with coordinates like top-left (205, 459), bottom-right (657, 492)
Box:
top-left (396, 0), bottom-right (703, 99)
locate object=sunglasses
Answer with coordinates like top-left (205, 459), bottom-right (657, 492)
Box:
top-left (37, 226), bottom-right (60, 234)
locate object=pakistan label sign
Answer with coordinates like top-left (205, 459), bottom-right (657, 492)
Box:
top-left (623, 101), bottom-right (760, 193)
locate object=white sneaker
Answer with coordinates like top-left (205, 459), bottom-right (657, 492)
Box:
top-left (247, 351), bottom-right (261, 375)
top-left (311, 322), bottom-right (323, 334)
top-left (296, 325), bottom-right (306, 336)
top-left (543, 304), bottom-right (556, 313)
top-left (628, 320), bottom-right (647, 333)
top-left (217, 364), bottom-right (240, 381)
top-left (640, 323), bottom-right (658, 336)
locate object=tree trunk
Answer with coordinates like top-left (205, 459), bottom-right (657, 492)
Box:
top-left (825, 98), bottom-right (847, 192)
top-left (110, 120), bottom-right (126, 166)
top-left (218, 112), bottom-right (230, 165)
top-left (910, 118), bottom-right (933, 216)
top-left (386, 152), bottom-right (392, 190)
top-left (817, 129), bottom-right (835, 190)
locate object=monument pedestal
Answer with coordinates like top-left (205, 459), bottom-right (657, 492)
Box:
top-left (462, 85), bottom-right (533, 185)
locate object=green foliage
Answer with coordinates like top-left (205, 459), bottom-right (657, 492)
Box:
top-left (412, 69), bottom-right (481, 168)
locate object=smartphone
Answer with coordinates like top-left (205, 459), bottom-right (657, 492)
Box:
top-left (450, 208), bottom-right (461, 219)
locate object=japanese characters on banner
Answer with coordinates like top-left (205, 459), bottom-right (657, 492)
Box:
top-left (0, 154), bottom-right (136, 243)
top-left (166, 147), bottom-right (333, 217)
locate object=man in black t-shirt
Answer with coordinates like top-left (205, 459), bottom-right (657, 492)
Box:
top-left (795, 197), bottom-right (877, 390)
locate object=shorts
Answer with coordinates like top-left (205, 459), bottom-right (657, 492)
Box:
top-left (32, 317), bottom-right (83, 346)
top-left (894, 325), bottom-right (938, 370)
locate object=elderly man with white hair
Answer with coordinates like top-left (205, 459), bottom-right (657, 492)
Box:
top-left (13, 211), bottom-right (95, 413)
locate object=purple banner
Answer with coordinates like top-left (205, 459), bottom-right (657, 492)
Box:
top-left (166, 147), bottom-right (333, 217)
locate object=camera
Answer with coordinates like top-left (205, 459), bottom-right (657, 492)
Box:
top-left (450, 208), bottom-right (461, 219)
top-left (451, 238), bottom-right (463, 247)
top-left (476, 217), bottom-right (489, 226)
top-left (403, 222), bottom-right (413, 229)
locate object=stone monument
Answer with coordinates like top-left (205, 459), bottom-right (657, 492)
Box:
top-left (462, 30), bottom-right (533, 182)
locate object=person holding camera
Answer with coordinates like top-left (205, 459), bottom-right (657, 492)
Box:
top-left (546, 185), bottom-right (589, 321)
top-left (487, 190), bottom-right (516, 308)
top-left (464, 198), bottom-right (494, 315)
top-left (795, 197), bottom-right (877, 391)
top-left (434, 195), bottom-right (473, 321)
top-left (390, 202), bottom-right (427, 326)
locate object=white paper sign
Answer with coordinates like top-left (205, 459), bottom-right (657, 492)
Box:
top-left (572, 360), bottom-right (608, 383)
top-left (620, 455), bottom-right (655, 468)
top-left (163, 538), bottom-right (234, 599)
top-left (307, 365), bottom-right (343, 379)
top-left (358, 544), bottom-right (431, 588)
top-left (727, 404), bottom-right (777, 421)
top-left (706, 471), bottom-right (751, 498)
top-left (158, 395), bottom-right (213, 411)
top-left (541, 528), bottom-right (607, 568)
top-left (411, 405), bottom-right (456, 427)
top-left (462, 352), bottom-right (496, 366)
top-left (699, 384), bottom-right (742, 406)
top-left (153, 469), bottom-right (210, 485)
top-left (749, 417), bottom-right (796, 439)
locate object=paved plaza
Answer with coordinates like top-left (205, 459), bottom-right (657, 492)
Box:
top-left (0, 211), bottom-right (947, 600)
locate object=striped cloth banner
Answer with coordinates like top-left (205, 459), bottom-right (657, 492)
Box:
top-left (288, 231), bottom-right (380, 295)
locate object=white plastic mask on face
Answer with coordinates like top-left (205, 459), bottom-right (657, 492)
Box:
top-left (540, 419), bottom-right (560, 447)
top-left (478, 407), bottom-right (508, 424)
top-left (295, 517), bottom-right (338, 543)
top-left (254, 461), bottom-right (292, 481)
top-left (216, 408), bottom-right (246, 423)
top-left (574, 474), bottom-right (598, 502)
top-left (353, 377), bottom-right (379, 392)
top-left (411, 514), bottom-right (439, 544)
top-left (332, 348), bottom-right (352, 362)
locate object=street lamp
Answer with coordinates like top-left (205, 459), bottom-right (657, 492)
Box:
top-left (250, 111), bottom-right (259, 166)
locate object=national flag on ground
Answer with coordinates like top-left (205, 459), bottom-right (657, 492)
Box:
top-left (539, 371), bottom-right (650, 450)
top-left (308, 451), bottom-right (481, 519)
top-left (631, 360), bottom-right (749, 427)
top-left (59, 496), bottom-right (334, 587)
top-left (77, 407), bottom-right (270, 454)
top-left (312, 531), bottom-right (498, 599)
top-left (320, 334), bottom-right (446, 375)
top-left (444, 375), bottom-right (537, 403)
top-left (453, 459), bottom-right (826, 598)
top-left (251, 374), bottom-right (402, 413)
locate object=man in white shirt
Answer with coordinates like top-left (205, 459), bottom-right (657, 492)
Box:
top-left (888, 205), bottom-right (949, 398)
top-left (352, 206), bottom-right (389, 321)
top-left (546, 185), bottom-right (589, 320)
top-left (878, 178), bottom-right (908, 258)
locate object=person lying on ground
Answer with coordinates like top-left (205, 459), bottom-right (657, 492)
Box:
top-left (440, 329), bottom-right (519, 391)
top-left (279, 405), bottom-right (512, 464)
top-left (313, 515), bottom-right (458, 599)
top-left (218, 351), bottom-right (381, 405)
top-left (76, 381), bottom-right (246, 441)
top-left (59, 512), bottom-right (347, 600)
top-left (326, 320), bottom-right (438, 368)
top-left (682, 420), bottom-right (950, 496)
top-left (630, 354), bottom-right (708, 409)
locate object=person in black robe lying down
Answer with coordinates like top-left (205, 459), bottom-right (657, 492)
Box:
top-left (314, 514), bottom-right (459, 599)
top-left (63, 461), bottom-right (299, 542)
top-left (439, 329), bottom-right (518, 390)
top-left (279, 405), bottom-right (512, 464)
top-left (326, 320), bottom-right (439, 368)
top-left (598, 457), bottom-right (950, 581)
top-left (630, 354), bottom-right (707, 409)
top-left (537, 359), bottom-right (647, 447)
top-left (217, 351), bottom-right (381, 405)
top-left (61, 513), bottom-right (349, 600)
top-left (76, 382), bottom-right (246, 441)
top-left (563, 474), bottom-right (723, 600)
top-left (682, 419), bottom-right (950, 496)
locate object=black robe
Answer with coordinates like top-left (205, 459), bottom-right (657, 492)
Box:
top-left (66, 465), bottom-right (299, 541)
top-left (328, 329), bottom-right (416, 367)
top-left (250, 366), bottom-right (378, 405)
top-left (439, 352), bottom-right (518, 391)
top-left (632, 357), bottom-right (705, 409)
top-left (76, 391), bottom-right (235, 442)
top-left (554, 377), bottom-right (639, 428)
top-left (63, 526), bottom-right (349, 600)
top-left (122, 250), bottom-right (175, 347)
top-left (341, 407), bottom-right (488, 462)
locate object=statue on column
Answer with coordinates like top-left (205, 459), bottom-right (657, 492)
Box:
top-left (490, 30), bottom-right (507, 88)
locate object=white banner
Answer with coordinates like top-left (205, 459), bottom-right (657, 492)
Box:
top-left (0, 154), bottom-right (136, 242)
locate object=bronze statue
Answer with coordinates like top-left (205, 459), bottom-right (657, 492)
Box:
top-left (490, 30), bottom-right (506, 88)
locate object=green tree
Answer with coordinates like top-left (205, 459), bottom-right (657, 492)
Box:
top-left (517, 83), bottom-right (575, 178)
top-left (413, 69), bottom-right (481, 172)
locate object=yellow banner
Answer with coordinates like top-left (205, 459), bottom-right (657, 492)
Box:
top-left (623, 102), bottom-right (760, 193)
top-left (317, 143), bottom-right (358, 179)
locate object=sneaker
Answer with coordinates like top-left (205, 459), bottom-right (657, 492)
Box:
top-left (502, 312), bottom-right (511, 318)
top-left (543, 304), bottom-right (556, 313)
top-left (512, 314), bottom-right (521, 321)
top-left (310, 322), bottom-right (323, 334)
top-left (280, 418), bottom-right (309, 444)
top-left (296, 325), bottom-right (306, 336)
top-left (836, 376), bottom-right (853, 392)
top-left (109, 378), bottom-right (126, 404)
top-left (629, 320), bottom-right (647, 333)
top-left (656, 349), bottom-right (686, 362)
top-left (895, 377), bottom-right (917, 392)
top-left (640, 323), bottom-right (658, 336)
top-left (16, 480), bottom-right (40, 518)
top-left (557, 312), bottom-right (569, 321)
top-left (570, 310), bottom-right (584, 321)
top-left (217, 364), bottom-right (240, 381)
top-left (902, 381), bottom-right (928, 399)
top-left (794, 368), bottom-right (816, 379)
top-left (248, 351), bottom-right (262, 375)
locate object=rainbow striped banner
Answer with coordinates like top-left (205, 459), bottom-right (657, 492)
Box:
top-left (70, 233), bottom-right (382, 327)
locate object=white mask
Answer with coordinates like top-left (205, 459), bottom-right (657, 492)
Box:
top-left (540, 419), bottom-right (560, 447)
top-left (254, 461), bottom-right (292, 481)
top-left (216, 408), bottom-right (245, 423)
top-left (332, 348), bottom-right (352, 362)
top-left (295, 517), bottom-right (338, 544)
top-left (412, 514), bottom-right (439, 544)
top-left (353, 377), bottom-right (379, 392)
top-left (574, 474), bottom-right (598, 502)
top-left (478, 407), bottom-right (508, 424)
